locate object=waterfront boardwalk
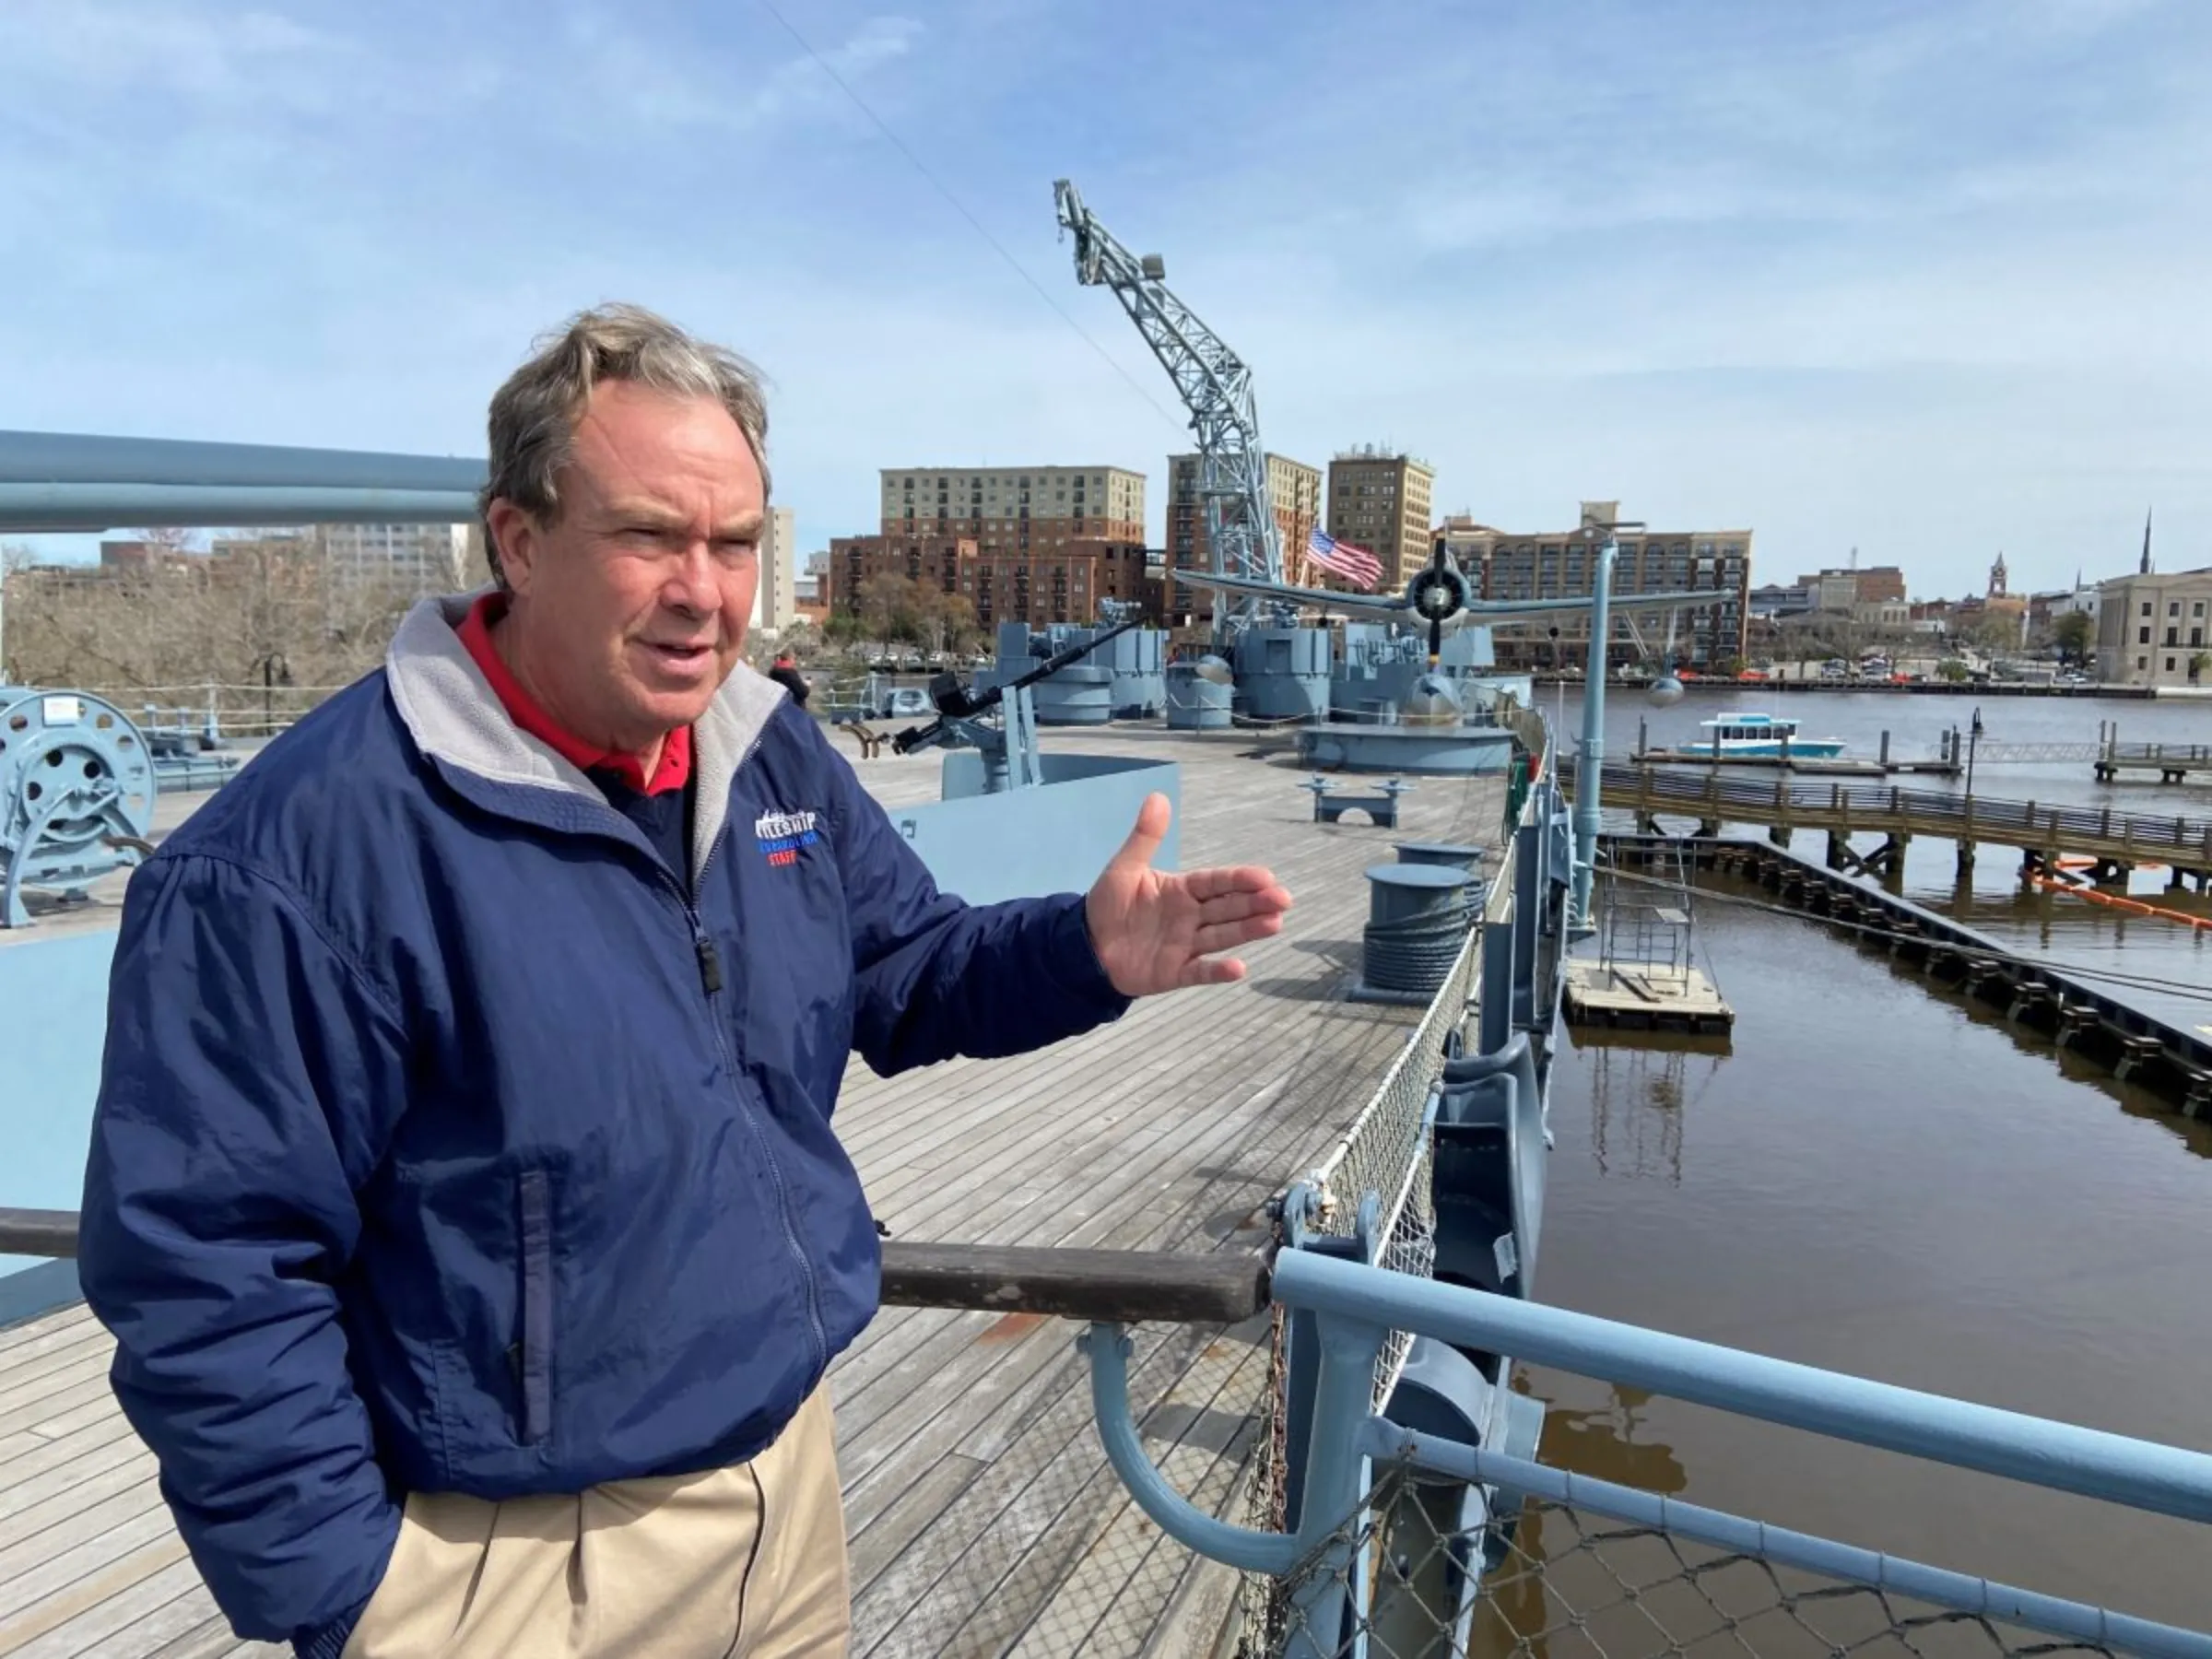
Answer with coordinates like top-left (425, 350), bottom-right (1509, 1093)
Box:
top-left (0, 727), bottom-right (1506, 1658)
top-left (1594, 761), bottom-right (2212, 879)
top-left (2094, 740), bottom-right (2212, 784)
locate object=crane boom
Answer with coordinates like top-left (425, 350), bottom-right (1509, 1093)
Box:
top-left (1053, 180), bottom-right (1283, 637)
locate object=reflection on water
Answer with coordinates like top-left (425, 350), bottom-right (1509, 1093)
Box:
top-left (1523, 888), bottom-right (2212, 1633)
top-left (1526, 1379), bottom-right (1689, 1496)
top-left (1582, 1037), bottom-right (1731, 1186)
top-left (1467, 1382), bottom-right (1691, 1659)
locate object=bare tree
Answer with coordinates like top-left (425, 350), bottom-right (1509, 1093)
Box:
top-left (132, 526), bottom-right (205, 556)
top-left (0, 535), bottom-right (414, 732)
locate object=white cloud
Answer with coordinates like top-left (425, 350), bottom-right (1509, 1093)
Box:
top-left (3, 0), bottom-right (2207, 595)
top-left (546, 8), bottom-right (922, 135)
top-left (1, 1), bottom-right (355, 104)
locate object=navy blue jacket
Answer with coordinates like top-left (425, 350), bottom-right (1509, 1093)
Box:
top-left (77, 596), bottom-right (1131, 1653)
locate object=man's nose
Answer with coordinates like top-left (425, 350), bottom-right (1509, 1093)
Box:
top-left (662, 543), bottom-right (716, 612)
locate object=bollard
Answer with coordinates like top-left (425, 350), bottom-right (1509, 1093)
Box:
top-left (1394, 841), bottom-right (1488, 926)
top-left (1359, 864), bottom-right (1472, 997)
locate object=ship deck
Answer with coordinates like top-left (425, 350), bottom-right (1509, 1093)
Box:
top-left (0, 725), bottom-right (1506, 1658)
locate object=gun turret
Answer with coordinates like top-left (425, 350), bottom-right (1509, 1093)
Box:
top-left (892, 618), bottom-right (1141, 756)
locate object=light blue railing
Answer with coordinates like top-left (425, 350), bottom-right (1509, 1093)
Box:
top-left (1082, 1248), bottom-right (2212, 1657)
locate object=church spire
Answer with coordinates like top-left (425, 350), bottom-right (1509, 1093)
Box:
top-left (2141, 507), bottom-right (2153, 575)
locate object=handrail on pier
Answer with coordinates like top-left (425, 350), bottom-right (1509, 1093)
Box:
top-left (0, 1210), bottom-right (1272, 1330)
top-left (0, 1208), bottom-right (79, 1260)
top-left (11, 1217), bottom-right (2212, 1653)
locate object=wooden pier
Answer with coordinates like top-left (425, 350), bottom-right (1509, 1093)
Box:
top-left (2094, 742), bottom-right (2212, 785)
top-left (1590, 763), bottom-right (2212, 887)
top-left (1630, 718), bottom-right (1961, 778)
top-left (0, 729), bottom-right (1510, 1659)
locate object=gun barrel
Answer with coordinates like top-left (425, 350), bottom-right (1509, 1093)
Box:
top-left (965, 617), bottom-right (1142, 716)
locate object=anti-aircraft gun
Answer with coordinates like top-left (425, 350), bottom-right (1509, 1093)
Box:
top-left (892, 617), bottom-right (1142, 793)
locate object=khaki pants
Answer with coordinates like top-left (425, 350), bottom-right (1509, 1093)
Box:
top-left (345, 1386), bottom-right (849, 1658)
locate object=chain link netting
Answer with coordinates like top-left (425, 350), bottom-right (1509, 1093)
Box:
top-left (1265, 1460), bottom-right (2124, 1659)
top-left (1215, 717), bottom-right (2147, 1659)
top-left (1230, 841), bottom-right (1503, 1656)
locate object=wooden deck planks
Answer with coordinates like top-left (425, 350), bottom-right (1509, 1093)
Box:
top-left (0, 727), bottom-right (1504, 1657)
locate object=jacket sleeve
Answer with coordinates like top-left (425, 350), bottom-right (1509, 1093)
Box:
top-left (820, 734), bottom-right (1133, 1076)
top-left (77, 853), bottom-right (406, 1652)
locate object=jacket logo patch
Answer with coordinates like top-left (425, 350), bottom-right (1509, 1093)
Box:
top-left (755, 808), bottom-right (821, 868)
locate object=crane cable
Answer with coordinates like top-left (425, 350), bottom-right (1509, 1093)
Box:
top-left (750, 0), bottom-right (1188, 435)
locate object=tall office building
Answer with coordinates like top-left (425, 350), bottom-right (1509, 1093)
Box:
top-left (752, 505), bottom-right (797, 632)
top-left (1325, 447), bottom-right (1433, 592)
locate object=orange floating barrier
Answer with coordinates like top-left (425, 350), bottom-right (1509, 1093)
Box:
top-left (2027, 871), bottom-right (2212, 931)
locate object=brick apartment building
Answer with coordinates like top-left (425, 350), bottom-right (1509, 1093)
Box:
top-left (1164, 451), bottom-right (1324, 625)
top-left (821, 464), bottom-right (1156, 629)
top-left (1439, 500), bottom-right (1753, 668)
top-left (878, 465), bottom-right (1144, 551)
top-left (825, 531), bottom-right (1155, 631)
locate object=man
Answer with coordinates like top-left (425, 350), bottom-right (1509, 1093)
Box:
top-left (767, 650), bottom-right (809, 708)
top-left (77, 302), bottom-right (1290, 1659)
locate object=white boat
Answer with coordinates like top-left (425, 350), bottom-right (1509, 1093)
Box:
top-left (1678, 712), bottom-right (1847, 759)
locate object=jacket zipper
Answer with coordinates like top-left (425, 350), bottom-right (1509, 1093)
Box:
top-left (674, 745), bottom-right (831, 1380)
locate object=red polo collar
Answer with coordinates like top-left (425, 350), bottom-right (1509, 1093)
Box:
top-left (455, 594), bottom-right (692, 795)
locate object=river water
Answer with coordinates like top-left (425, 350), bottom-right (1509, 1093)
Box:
top-left (1519, 688), bottom-right (2212, 1638)
top-left (1587, 688), bottom-right (2212, 1026)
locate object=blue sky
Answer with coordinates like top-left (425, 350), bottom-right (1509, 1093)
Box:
top-left (4, 0), bottom-right (2206, 596)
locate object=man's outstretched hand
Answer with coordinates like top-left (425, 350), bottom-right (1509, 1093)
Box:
top-left (1085, 792), bottom-right (1293, 997)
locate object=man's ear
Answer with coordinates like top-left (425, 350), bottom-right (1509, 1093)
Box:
top-left (486, 500), bottom-right (539, 595)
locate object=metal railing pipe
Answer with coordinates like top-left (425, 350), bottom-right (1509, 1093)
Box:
top-left (1272, 1249), bottom-right (2212, 1524)
top-left (0, 1209), bottom-right (77, 1257)
top-left (0, 1214), bottom-right (1275, 1329)
top-left (0, 483), bottom-right (483, 531)
top-left (1080, 1324), bottom-right (1299, 1574)
top-left (0, 429), bottom-right (485, 489)
top-left (1357, 1420), bottom-right (2212, 1659)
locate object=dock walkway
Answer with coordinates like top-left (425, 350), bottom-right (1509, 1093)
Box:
top-left (1594, 762), bottom-right (2212, 878)
top-left (0, 727), bottom-right (1506, 1658)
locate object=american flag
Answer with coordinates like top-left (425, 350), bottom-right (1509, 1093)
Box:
top-left (1307, 528), bottom-right (1382, 591)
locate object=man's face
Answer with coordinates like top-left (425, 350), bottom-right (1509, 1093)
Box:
top-left (488, 382), bottom-right (763, 752)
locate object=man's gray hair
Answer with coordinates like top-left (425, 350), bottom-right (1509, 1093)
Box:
top-left (479, 302), bottom-right (771, 587)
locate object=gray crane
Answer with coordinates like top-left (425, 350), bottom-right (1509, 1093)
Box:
top-left (1053, 180), bottom-right (1282, 646)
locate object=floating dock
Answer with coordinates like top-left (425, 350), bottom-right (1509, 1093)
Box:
top-left (1632, 749), bottom-right (1957, 777)
top-left (1564, 958), bottom-right (1734, 1033)
top-left (1609, 832), bottom-right (2212, 1119)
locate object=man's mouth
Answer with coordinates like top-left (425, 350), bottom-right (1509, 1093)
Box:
top-left (644, 641), bottom-right (714, 664)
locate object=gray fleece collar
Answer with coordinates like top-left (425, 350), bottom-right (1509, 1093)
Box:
top-left (383, 592), bottom-right (786, 887)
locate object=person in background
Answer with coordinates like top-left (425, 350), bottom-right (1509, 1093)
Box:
top-left (768, 650), bottom-right (809, 708)
top-left (77, 301), bottom-right (1291, 1659)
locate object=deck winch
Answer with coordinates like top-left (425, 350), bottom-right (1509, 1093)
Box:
top-left (1395, 841), bottom-right (1488, 927)
top-left (1353, 862), bottom-right (1475, 1003)
top-left (0, 689), bottom-right (159, 927)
